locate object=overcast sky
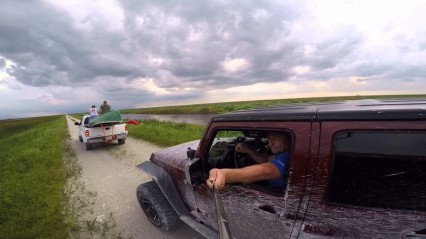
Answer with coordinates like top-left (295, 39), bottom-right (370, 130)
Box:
top-left (1, 0), bottom-right (425, 119)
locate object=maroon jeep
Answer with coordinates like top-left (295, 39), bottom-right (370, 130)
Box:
top-left (136, 99), bottom-right (426, 239)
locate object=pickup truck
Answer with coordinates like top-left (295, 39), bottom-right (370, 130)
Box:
top-left (74, 113), bottom-right (128, 150)
top-left (136, 98), bottom-right (426, 239)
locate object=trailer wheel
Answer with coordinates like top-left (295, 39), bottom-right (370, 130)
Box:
top-left (85, 143), bottom-right (92, 150)
top-left (118, 139), bottom-right (126, 145)
top-left (136, 181), bottom-right (179, 231)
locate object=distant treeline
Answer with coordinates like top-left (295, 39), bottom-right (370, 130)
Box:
top-left (120, 94), bottom-right (426, 115)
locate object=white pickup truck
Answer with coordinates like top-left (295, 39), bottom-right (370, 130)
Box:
top-left (74, 114), bottom-right (128, 150)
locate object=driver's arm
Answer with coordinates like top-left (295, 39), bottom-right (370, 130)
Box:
top-left (235, 143), bottom-right (269, 163)
top-left (207, 163), bottom-right (280, 190)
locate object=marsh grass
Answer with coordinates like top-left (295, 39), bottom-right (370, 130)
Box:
top-left (0, 116), bottom-right (69, 238)
top-left (120, 94), bottom-right (426, 114)
top-left (0, 116), bottom-right (129, 239)
top-left (70, 114), bottom-right (83, 121)
top-left (71, 112), bottom-right (206, 146)
top-left (0, 115), bottom-right (60, 138)
top-left (127, 119), bottom-right (206, 147)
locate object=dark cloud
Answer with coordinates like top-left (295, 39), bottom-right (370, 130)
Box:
top-left (0, 0), bottom-right (368, 90)
top-left (0, 0), bottom-right (424, 120)
top-left (0, 1), bottom-right (146, 87)
top-left (117, 0), bottom-right (306, 88)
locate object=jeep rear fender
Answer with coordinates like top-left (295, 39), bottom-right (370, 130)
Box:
top-left (137, 161), bottom-right (189, 216)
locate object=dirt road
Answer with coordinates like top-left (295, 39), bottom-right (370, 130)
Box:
top-left (66, 116), bottom-right (203, 239)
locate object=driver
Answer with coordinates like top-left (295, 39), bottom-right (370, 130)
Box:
top-left (206, 132), bottom-right (289, 191)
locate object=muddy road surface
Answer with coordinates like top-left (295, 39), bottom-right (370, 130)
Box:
top-left (66, 116), bottom-right (203, 239)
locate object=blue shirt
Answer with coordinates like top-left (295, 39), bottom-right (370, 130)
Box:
top-left (267, 152), bottom-right (289, 190)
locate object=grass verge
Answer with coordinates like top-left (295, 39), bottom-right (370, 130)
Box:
top-left (0, 116), bottom-right (129, 239)
top-left (127, 119), bottom-right (206, 147)
top-left (0, 116), bottom-right (69, 238)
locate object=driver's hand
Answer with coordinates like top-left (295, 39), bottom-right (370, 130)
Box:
top-left (207, 168), bottom-right (226, 190)
top-left (235, 143), bottom-right (250, 153)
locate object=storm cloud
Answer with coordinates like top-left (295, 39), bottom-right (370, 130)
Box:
top-left (0, 0), bottom-right (425, 119)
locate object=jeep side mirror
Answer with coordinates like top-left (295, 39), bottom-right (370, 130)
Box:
top-left (187, 148), bottom-right (196, 160)
top-left (184, 157), bottom-right (203, 186)
top-left (74, 122), bottom-right (80, 125)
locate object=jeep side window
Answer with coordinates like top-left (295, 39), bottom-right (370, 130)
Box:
top-left (207, 129), bottom-right (291, 193)
top-left (208, 130), bottom-right (246, 169)
top-left (328, 131), bottom-right (426, 211)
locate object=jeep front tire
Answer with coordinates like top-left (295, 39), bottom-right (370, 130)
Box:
top-left (136, 181), bottom-right (179, 231)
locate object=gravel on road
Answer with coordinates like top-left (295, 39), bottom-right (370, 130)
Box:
top-left (66, 116), bottom-right (203, 239)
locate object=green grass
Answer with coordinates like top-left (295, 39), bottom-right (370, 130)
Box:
top-left (0, 115), bottom-right (128, 239)
top-left (127, 120), bottom-right (206, 147)
top-left (0, 116), bottom-right (61, 138)
top-left (69, 114), bottom-right (83, 120)
top-left (0, 116), bottom-right (69, 238)
top-left (120, 94), bottom-right (426, 114)
top-left (70, 114), bottom-right (205, 147)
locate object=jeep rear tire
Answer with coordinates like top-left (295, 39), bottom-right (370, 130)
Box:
top-left (79, 135), bottom-right (83, 142)
top-left (136, 181), bottom-right (179, 231)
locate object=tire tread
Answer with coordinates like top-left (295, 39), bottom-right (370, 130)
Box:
top-left (136, 181), bottom-right (179, 231)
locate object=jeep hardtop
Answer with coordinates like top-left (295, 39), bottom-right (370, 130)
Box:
top-left (136, 98), bottom-right (426, 239)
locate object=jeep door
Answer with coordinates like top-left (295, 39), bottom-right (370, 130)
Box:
top-left (192, 121), bottom-right (314, 239)
top-left (301, 121), bottom-right (426, 238)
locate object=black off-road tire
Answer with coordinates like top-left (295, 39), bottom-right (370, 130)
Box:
top-left (85, 143), bottom-right (92, 150)
top-left (136, 181), bottom-right (179, 231)
top-left (118, 139), bottom-right (126, 145)
top-left (79, 135), bottom-right (83, 142)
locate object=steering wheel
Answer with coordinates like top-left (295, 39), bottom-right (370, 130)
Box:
top-left (233, 149), bottom-right (256, 168)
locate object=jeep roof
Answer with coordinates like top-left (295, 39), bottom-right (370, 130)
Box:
top-left (212, 98), bottom-right (426, 121)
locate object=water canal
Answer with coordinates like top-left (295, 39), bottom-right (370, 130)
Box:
top-left (122, 114), bottom-right (217, 125)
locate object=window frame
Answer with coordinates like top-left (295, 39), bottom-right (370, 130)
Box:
top-left (203, 127), bottom-right (294, 195)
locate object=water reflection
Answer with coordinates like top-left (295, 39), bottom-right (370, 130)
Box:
top-left (122, 114), bottom-right (217, 125)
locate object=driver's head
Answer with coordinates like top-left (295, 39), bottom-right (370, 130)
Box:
top-left (267, 132), bottom-right (289, 154)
